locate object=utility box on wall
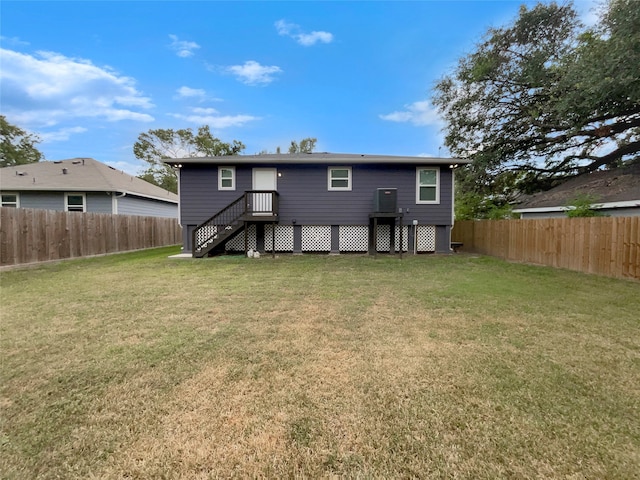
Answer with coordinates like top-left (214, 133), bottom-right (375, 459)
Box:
top-left (374, 188), bottom-right (397, 213)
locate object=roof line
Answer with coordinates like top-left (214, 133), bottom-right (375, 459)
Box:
top-left (513, 200), bottom-right (640, 213)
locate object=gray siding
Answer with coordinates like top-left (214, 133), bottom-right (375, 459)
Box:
top-left (5, 191), bottom-right (113, 213)
top-left (2, 191), bottom-right (177, 217)
top-left (86, 193), bottom-right (113, 214)
top-left (118, 195), bottom-right (178, 218)
top-left (180, 163), bottom-right (454, 227)
top-left (17, 192), bottom-right (64, 210)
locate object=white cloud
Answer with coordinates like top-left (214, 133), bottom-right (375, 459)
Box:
top-left (379, 100), bottom-right (442, 127)
top-left (38, 126), bottom-right (88, 142)
top-left (226, 60), bottom-right (282, 85)
top-left (0, 48), bottom-right (154, 127)
top-left (176, 86), bottom-right (206, 99)
top-left (190, 107), bottom-right (219, 115)
top-left (0, 36), bottom-right (29, 47)
top-left (168, 34), bottom-right (200, 58)
top-left (297, 31), bottom-right (334, 47)
top-left (275, 19), bottom-right (334, 46)
top-left (170, 107), bottom-right (260, 128)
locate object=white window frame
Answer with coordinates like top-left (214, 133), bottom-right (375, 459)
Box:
top-left (65, 193), bottom-right (86, 212)
top-left (218, 166), bottom-right (236, 191)
top-left (328, 166), bottom-right (352, 191)
top-left (415, 167), bottom-right (440, 204)
top-left (1, 192), bottom-right (20, 208)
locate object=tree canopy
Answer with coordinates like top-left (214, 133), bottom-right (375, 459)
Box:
top-left (0, 116), bottom-right (44, 168)
top-left (433, 0), bottom-right (640, 201)
top-left (288, 137), bottom-right (317, 154)
top-left (134, 126), bottom-right (245, 193)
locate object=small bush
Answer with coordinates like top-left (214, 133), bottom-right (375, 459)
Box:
top-left (565, 193), bottom-right (604, 217)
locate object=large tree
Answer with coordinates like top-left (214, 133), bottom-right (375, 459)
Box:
top-left (433, 0), bottom-right (640, 199)
top-left (134, 126), bottom-right (245, 193)
top-left (0, 116), bottom-right (44, 167)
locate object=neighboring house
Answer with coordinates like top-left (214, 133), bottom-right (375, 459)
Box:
top-left (165, 153), bottom-right (467, 256)
top-left (0, 158), bottom-right (179, 218)
top-left (513, 162), bottom-right (640, 219)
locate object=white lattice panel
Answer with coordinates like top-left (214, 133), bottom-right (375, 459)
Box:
top-left (417, 225), bottom-right (436, 252)
top-left (225, 224), bottom-right (256, 251)
top-left (376, 225), bottom-right (408, 252)
top-left (195, 225), bottom-right (218, 245)
top-left (395, 226), bottom-right (409, 252)
top-left (301, 225), bottom-right (331, 251)
top-left (264, 225), bottom-right (294, 251)
top-left (339, 225), bottom-right (368, 252)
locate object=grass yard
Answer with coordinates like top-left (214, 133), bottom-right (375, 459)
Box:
top-left (1, 248), bottom-right (639, 479)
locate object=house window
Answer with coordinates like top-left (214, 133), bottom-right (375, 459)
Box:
top-left (1, 193), bottom-right (19, 208)
top-left (65, 193), bottom-right (86, 212)
top-left (218, 167), bottom-right (236, 190)
top-left (416, 167), bottom-right (440, 204)
top-left (328, 167), bottom-right (352, 191)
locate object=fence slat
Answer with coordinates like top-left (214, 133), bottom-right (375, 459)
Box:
top-left (453, 217), bottom-right (640, 281)
top-left (0, 208), bottom-right (181, 267)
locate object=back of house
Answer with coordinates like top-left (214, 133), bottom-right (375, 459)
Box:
top-left (167, 153), bottom-right (466, 256)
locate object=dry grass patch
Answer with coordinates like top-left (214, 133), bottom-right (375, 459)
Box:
top-left (1, 248), bottom-right (639, 478)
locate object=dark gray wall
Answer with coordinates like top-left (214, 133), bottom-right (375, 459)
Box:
top-left (180, 163), bottom-right (454, 227)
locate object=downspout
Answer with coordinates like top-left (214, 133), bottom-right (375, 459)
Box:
top-left (113, 191), bottom-right (126, 214)
top-left (176, 165), bottom-right (182, 227)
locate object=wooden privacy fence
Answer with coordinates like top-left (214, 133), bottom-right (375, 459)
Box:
top-left (0, 207), bottom-right (182, 267)
top-left (452, 217), bottom-right (639, 280)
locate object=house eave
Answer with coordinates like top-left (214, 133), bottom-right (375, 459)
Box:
top-left (513, 200), bottom-right (640, 213)
top-left (164, 153), bottom-right (469, 167)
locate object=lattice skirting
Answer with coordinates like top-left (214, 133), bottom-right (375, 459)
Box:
top-left (265, 225), bottom-right (294, 251)
top-left (220, 224), bottom-right (436, 253)
top-left (225, 224), bottom-right (257, 251)
top-left (301, 225), bottom-right (332, 251)
top-left (339, 225), bottom-right (369, 252)
top-left (416, 225), bottom-right (436, 252)
top-left (194, 225), bottom-right (218, 247)
top-left (376, 225), bottom-right (409, 252)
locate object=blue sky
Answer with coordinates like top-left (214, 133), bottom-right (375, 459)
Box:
top-left (1, 1), bottom-right (599, 175)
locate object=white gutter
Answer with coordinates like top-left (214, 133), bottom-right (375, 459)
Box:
top-left (513, 200), bottom-right (640, 213)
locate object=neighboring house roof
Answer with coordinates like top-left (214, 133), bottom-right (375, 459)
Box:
top-left (164, 152), bottom-right (468, 166)
top-left (514, 162), bottom-right (640, 213)
top-left (0, 158), bottom-right (178, 204)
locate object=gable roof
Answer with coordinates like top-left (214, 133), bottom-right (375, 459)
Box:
top-left (0, 158), bottom-right (178, 204)
top-left (514, 162), bottom-right (640, 213)
top-left (164, 152), bottom-right (468, 167)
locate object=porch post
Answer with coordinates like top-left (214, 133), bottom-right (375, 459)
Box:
top-left (244, 221), bottom-right (248, 256)
top-left (272, 221), bottom-right (276, 258)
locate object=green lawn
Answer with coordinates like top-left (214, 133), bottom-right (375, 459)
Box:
top-left (1, 248), bottom-right (639, 479)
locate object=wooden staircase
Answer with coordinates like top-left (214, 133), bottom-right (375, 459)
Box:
top-left (192, 191), bottom-right (279, 258)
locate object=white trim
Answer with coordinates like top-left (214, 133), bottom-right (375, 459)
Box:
top-left (451, 169), bottom-right (455, 226)
top-left (65, 192), bottom-right (86, 212)
top-left (328, 166), bottom-right (352, 191)
top-left (415, 166), bottom-right (440, 204)
top-left (1, 192), bottom-right (20, 208)
top-left (218, 166), bottom-right (236, 190)
top-left (513, 200), bottom-right (640, 213)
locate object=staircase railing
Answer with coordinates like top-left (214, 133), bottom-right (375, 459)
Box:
top-left (192, 191), bottom-right (279, 257)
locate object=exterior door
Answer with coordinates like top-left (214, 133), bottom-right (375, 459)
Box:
top-left (251, 168), bottom-right (277, 215)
